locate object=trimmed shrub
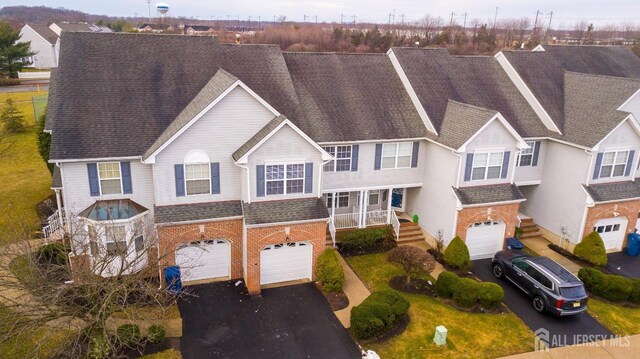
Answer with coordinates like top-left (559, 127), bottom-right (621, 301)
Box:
top-left (478, 282), bottom-right (505, 309)
top-left (116, 323), bottom-right (141, 347)
top-left (147, 324), bottom-right (166, 344)
top-left (435, 271), bottom-right (459, 299)
top-left (350, 290), bottom-right (410, 340)
top-left (316, 248), bottom-right (345, 292)
top-left (629, 279), bottom-right (640, 304)
top-left (37, 242), bottom-right (69, 266)
top-left (443, 236), bottom-right (470, 270)
top-left (452, 278), bottom-right (480, 308)
top-left (574, 231), bottom-right (608, 267)
top-left (338, 226), bottom-right (395, 255)
top-left (578, 267), bottom-right (606, 291)
top-left (388, 246), bottom-right (436, 282)
top-left (578, 267), bottom-right (634, 302)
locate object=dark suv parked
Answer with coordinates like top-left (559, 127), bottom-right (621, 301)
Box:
top-left (492, 250), bottom-right (588, 316)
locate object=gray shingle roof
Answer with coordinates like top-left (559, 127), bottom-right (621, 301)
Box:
top-left (232, 115), bottom-right (286, 161)
top-left (144, 68), bottom-right (238, 159)
top-left (391, 48), bottom-right (551, 143)
top-left (52, 166), bottom-right (62, 188)
top-left (26, 24), bottom-right (58, 44)
top-left (49, 32), bottom-right (303, 160)
top-left (243, 198), bottom-right (329, 225)
top-left (155, 200), bottom-right (243, 224)
top-left (583, 182), bottom-right (640, 203)
top-left (437, 100), bottom-right (499, 149)
top-left (284, 52), bottom-right (427, 142)
top-left (502, 46), bottom-right (640, 133)
top-left (563, 72), bottom-right (640, 147)
top-left (44, 69), bottom-right (58, 131)
top-left (55, 22), bottom-right (98, 32)
top-left (453, 184), bottom-right (525, 206)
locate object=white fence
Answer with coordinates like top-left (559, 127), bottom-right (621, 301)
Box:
top-left (391, 211), bottom-right (400, 239)
top-left (42, 210), bottom-right (64, 240)
top-left (333, 213), bottom-right (359, 229)
top-left (18, 71), bottom-right (51, 79)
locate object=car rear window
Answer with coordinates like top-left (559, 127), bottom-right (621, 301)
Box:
top-left (560, 285), bottom-right (586, 298)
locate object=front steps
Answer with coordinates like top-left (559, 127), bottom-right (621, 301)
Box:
top-left (519, 217), bottom-right (542, 239)
top-left (325, 221), bottom-right (426, 246)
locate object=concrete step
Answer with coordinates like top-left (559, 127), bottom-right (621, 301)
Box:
top-left (521, 225), bottom-right (539, 233)
top-left (397, 233), bottom-right (426, 241)
top-left (520, 218), bottom-right (534, 224)
top-left (399, 228), bottom-right (423, 235)
top-left (396, 237), bottom-right (426, 244)
top-left (400, 221), bottom-right (419, 227)
top-left (520, 231), bottom-right (542, 239)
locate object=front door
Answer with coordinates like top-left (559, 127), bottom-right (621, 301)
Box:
top-left (391, 188), bottom-right (404, 210)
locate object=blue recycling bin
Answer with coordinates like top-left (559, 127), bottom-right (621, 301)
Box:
top-left (506, 237), bottom-right (525, 250)
top-left (164, 266), bottom-right (183, 294)
top-left (627, 233), bottom-right (640, 257)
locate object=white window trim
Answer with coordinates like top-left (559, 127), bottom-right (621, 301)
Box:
top-left (516, 141), bottom-right (536, 167)
top-left (265, 163), bottom-right (306, 196)
top-left (97, 162), bottom-right (123, 196)
top-left (184, 163), bottom-right (212, 196)
top-left (598, 150), bottom-right (629, 179)
top-left (381, 142), bottom-right (413, 170)
top-left (471, 151), bottom-right (504, 181)
top-left (327, 192), bottom-right (350, 208)
top-left (322, 145), bottom-right (353, 172)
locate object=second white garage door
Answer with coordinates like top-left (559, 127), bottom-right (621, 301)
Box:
top-left (175, 239), bottom-right (231, 283)
top-left (465, 221), bottom-right (506, 260)
top-left (594, 217), bottom-right (628, 250)
top-left (260, 241), bottom-right (312, 285)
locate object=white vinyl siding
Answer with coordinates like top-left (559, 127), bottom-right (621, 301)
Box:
top-left (185, 163), bottom-right (211, 195)
top-left (154, 86), bottom-right (276, 205)
top-left (98, 162), bottom-right (122, 195)
top-left (382, 142), bottom-right (412, 169)
top-left (471, 152), bottom-right (503, 181)
top-left (599, 150), bottom-right (628, 178)
top-left (322, 145), bottom-right (352, 172)
top-left (19, 25), bottom-right (58, 68)
top-left (514, 139), bottom-right (546, 184)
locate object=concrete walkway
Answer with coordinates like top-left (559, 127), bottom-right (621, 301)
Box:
top-left (501, 334), bottom-right (640, 359)
top-left (520, 237), bottom-right (582, 274)
top-left (334, 254), bottom-right (371, 328)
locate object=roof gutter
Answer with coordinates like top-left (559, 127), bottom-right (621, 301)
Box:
top-left (457, 198), bottom-right (526, 209)
top-left (156, 215), bottom-right (244, 227)
top-left (245, 217), bottom-right (330, 229)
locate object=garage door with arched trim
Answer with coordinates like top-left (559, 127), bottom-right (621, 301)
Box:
top-left (175, 239), bottom-right (231, 282)
top-left (465, 221), bottom-right (506, 260)
top-left (260, 241), bottom-right (312, 285)
top-left (594, 217), bottom-right (628, 250)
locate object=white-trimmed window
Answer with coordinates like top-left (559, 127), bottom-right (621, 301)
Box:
top-left (322, 145), bottom-right (352, 172)
top-left (368, 190), bottom-right (380, 205)
top-left (105, 225), bottom-right (127, 256)
top-left (184, 150), bottom-right (211, 195)
top-left (326, 192), bottom-right (349, 208)
top-left (471, 152), bottom-right (504, 180)
top-left (599, 150), bottom-right (629, 178)
top-left (517, 141), bottom-right (536, 167)
top-left (98, 162), bottom-right (122, 195)
top-left (382, 143), bottom-right (412, 169)
top-left (266, 163), bottom-right (305, 195)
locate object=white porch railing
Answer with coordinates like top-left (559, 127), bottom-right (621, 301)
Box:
top-left (17, 71), bottom-right (51, 79)
top-left (366, 210), bottom-right (389, 226)
top-left (328, 218), bottom-right (337, 247)
top-left (391, 210), bottom-right (400, 240)
top-left (42, 210), bottom-right (64, 241)
top-left (333, 213), bottom-right (360, 229)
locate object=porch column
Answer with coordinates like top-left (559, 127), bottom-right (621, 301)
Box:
top-left (331, 192), bottom-right (336, 220)
top-left (358, 190), bottom-right (365, 228)
top-left (363, 189), bottom-right (369, 228)
top-left (55, 189), bottom-right (64, 228)
top-left (386, 188), bottom-right (393, 224)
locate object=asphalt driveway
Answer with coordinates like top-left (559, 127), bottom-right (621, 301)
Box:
top-left (472, 259), bottom-right (612, 347)
top-left (178, 281), bottom-right (361, 359)
top-left (606, 252), bottom-right (640, 279)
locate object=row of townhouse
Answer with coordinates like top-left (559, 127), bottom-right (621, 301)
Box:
top-left (45, 32), bottom-right (640, 294)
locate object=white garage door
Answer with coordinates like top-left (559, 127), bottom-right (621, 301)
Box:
top-left (594, 217), bottom-right (628, 250)
top-left (465, 221), bottom-right (506, 260)
top-left (175, 239), bottom-right (231, 283)
top-left (260, 241), bottom-right (312, 285)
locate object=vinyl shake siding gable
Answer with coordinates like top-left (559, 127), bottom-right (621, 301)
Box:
top-left (589, 120), bottom-right (640, 184)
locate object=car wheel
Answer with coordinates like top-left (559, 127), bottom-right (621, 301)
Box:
top-left (492, 263), bottom-right (504, 279)
top-left (532, 296), bottom-right (546, 313)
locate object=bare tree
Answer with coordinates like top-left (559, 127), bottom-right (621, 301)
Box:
top-left (417, 14), bottom-right (443, 44)
top-left (573, 20), bottom-right (589, 44)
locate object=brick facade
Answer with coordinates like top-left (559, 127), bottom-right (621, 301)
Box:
top-left (245, 221), bottom-right (327, 294)
top-left (455, 202), bottom-right (521, 244)
top-left (583, 199), bottom-right (640, 250)
top-left (157, 218), bottom-right (244, 280)
top-left (156, 218), bottom-right (327, 294)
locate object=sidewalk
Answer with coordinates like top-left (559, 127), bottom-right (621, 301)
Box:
top-left (334, 254), bottom-right (371, 328)
top-left (501, 334), bottom-right (639, 358)
top-left (519, 237), bottom-right (582, 274)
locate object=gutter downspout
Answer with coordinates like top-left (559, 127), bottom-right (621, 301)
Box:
top-left (318, 159), bottom-right (331, 198)
top-left (584, 149), bottom-right (594, 186)
top-left (511, 149), bottom-right (522, 185)
top-left (452, 150), bottom-right (462, 189)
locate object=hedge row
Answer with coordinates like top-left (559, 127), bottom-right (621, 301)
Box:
top-left (316, 248), bottom-right (345, 292)
top-left (350, 290), bottom-right (410, 340)
top-left (436, 271), bottom-right (504, 309)
top-left (578, 267), bottom-right (640, 304)
top-left (337, 226), bottom-right (396, 255)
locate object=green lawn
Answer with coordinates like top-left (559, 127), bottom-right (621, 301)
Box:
top-left (141, 349), bottom-right (182, 359)
top-left (0, 305), bottom-right (71, 358)
top-left (0, 91), bottom-right (52, 242)
top-left (346, 253), bottom-right (535, 358)
top-left (588, 298), bottom-right (640, 336)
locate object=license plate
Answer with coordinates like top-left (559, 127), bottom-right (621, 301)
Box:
top-left (573, 302), bottom-right (581, 308)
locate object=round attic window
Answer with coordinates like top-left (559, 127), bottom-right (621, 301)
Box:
top-left (184, 150), bottom-right (210, 164)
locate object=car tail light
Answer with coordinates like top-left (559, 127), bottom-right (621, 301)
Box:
top-left (555, 299), bottom-right (564, 308)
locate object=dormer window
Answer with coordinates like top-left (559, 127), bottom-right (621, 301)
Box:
top-left (600, 150), bottom-right (629, 178)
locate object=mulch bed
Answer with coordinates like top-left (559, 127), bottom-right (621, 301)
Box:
top-left (316, 284), bottom-right (349, 311)
top-left (389, 276), bottom-right (436, 297)
top-left (427, 249), bottom-right (475, 278)
top-left (123, 337), bottom-right (181, 358)
top-left (547, 244), bottom-right (608, 271)
top-left (337, 242), bottom-right (397, 257)
top-left (357, 314), bottom-right (411, 344)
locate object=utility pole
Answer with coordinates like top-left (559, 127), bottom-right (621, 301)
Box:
top-left (544, 11), bottom-right (554, 42)
top-left (351, 15), bottom-right (357, 26)
top-left (493, 7), bottom-right (499, 30)
top-left (248, 16), bottom-right (251, 30)
top-left (340, 14), bottom-right (345, 24)
top-left (314, 15), bottom-right (318, 24)
top-left (399, 14), bottom-right (405, 26)
top-left (463, 12), bottom-right (467, 29)
top-left (146, 0), bottom-right (151, 23)
top-left (304, 15), bottom-right (308, 23)
top-left (533, 10), bottom-right (541, 39)
top-left (258, 16), bottom-right (261, 30)
top-left (450, 12), bottom-right (456, 27)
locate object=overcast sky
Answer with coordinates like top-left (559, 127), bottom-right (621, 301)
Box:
top-left (7, 1), bottom-right (640, 28)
